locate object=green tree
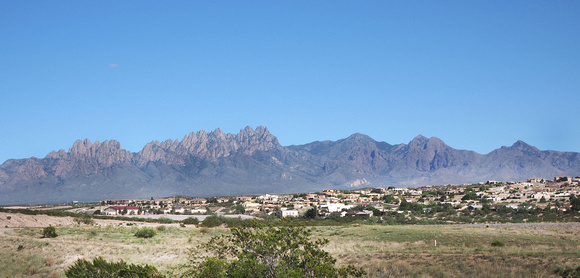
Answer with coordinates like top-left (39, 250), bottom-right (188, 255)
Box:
top-left (482, 203), bottom-right (491, 212)
top-left (233, 204), bottom-right (245, 214)
top-left (382, 195), bottom-right (395, 204)
top-left (304, 207), bottom-right (318, 219)
top-left (181, 220), bottom-right (364, 278)
top-left (569, 194), bottom-right (580, 212)
top-left (462, 191), bottom-right (478, 201)
top-left (366, 205), bottom-right (382, 217)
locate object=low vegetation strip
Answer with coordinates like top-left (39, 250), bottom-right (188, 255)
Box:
top-left (0, 218), bottom-right (578, 277)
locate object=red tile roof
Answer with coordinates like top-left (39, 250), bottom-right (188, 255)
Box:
top-left (108, 206), bottom-right (139, 210)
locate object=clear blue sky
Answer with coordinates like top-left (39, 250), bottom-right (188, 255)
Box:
top-left (1, 1), bottom-right (579, 163)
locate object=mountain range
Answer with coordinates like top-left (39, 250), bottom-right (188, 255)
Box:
top-left (1, 126), bottom-right (579, 205)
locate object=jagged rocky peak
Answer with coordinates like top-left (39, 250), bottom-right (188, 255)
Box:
top-left (68, 139), bottom-right (124, 156)
top-left (136, 126), bottom-right (282, 163)
top-left (139, 141), bottom-right (166, 160)
top-left (52, 138), bottom-right (133, 166)
top-left (237, 126), bottom-right (279, 145)
top-left (209, 128), bottom-right (226, 140)
top-left (46, 149), bottom-right (68, 159)
top-left (160, 139), bottom-right (178, 150)
top-left (237, 126), bottom-right (281, 155)
top-left (68, 139), bottom-right (93, 156)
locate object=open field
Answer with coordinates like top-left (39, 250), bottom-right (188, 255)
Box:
top-left (0, 211), bottom-right (579, 277)
top-left (319, 223), bottom-right (580, 277)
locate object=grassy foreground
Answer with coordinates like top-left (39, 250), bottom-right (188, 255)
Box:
top-left (1, 222), bottom-right (579, 278)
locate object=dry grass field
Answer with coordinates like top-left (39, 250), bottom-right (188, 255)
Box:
top-left (1, 211), bottom-right (579, 277)
top-left (318, 223), bottom-right (580, 277)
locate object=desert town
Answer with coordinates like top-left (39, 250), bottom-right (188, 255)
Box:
top-left (96, 176), bottom-right (580, 218)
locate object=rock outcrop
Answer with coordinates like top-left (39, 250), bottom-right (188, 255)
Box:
top-left (134, 126), bottom-right (282, 167)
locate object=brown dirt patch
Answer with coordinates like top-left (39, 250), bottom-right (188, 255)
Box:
top-left (0, 211), bottom-right (76, 228)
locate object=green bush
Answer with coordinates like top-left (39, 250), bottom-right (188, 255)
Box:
top-left (182, 219), bottom-right (365, 277)
top-left (134, 228), bottom-right (156, 238)
top-left (65, 257), bottom-right (163, 277)
top-left (183, 217), bottom-right (200, 225)
top-left (42, 225), bottom-right (58, 238)
top-left (555, 265), bottom-right (580, 278)
top-left (157, 217), bottom-right (173, 224)
top-left (200, 215), bottom-right (225, 228)
top-left (491, 239), bottom-right (505, 247)
top-left (156, 225), bottom-right (166, 232)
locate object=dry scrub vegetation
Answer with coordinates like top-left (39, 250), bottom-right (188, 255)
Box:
top-left (0, 211), bottom-right (579, 277)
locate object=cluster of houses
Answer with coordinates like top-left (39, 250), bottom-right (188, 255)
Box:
top-left (100, 197), bottom-right (208, 216)
top-left (98, 176), bottom-right (579, 218)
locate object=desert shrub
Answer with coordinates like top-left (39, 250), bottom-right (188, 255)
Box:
top-left (158, 217), bottom-right (173, 224)
top-left (180, 223), bottom-right (186, 228)
top-left (181, 219), bottom-right (365, 277)
top-left (156, 225), bottom-right (166, 231)
top-left (491, 239), bottom-right (505, 247)
top-left (199, 215), bottom-right (251, 228)
top-left (221, 216), bottom-right (247, 227)
top-left (46, 256), bottom-right (56, 266)
top-left (134, 228), bottom-right (156, 238)
top-left (42, 225), bottom-right (58, 238)
top-left (17, 245), bottom-right (24, 251)
top-left (200, 215), bottom-right (224, 228)
top-left (555, 265), bottom-right (580, 278)
top-left (74, 214), bottom-right (94, 225)
top-left (6, 216), bottom-right (11, 220)
top-left (183, 217), bottom-right (200, 225)
top-left (65, 257), bottom-right (163, 277)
